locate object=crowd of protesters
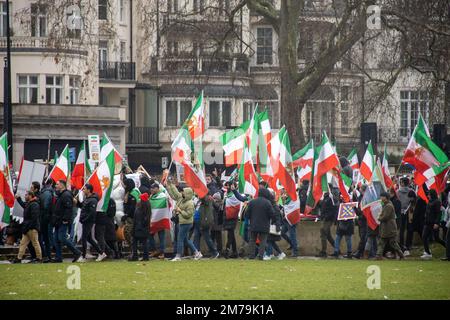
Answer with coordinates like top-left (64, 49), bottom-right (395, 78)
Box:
top-left (1, 168), bottom-right (449, 263)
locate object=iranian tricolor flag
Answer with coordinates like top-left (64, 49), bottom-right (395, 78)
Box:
top-left (150, 190), bottom-right (171, 234)
top-left (0, 133), bottom-right (14, 228)
top-left (402, 115), bottom-right (448, 194)
top-left (171, 92), bottom-right (208, 199)
top-left (246, 105), bottom-right (260, 161)
top-left (225, 191), bottom-right (242, 220)
top-left (381, 143), bottom-right (393, 189)
top-left (100, 133), bottom-right (123, 174)
top-left (361, 183), bottom-right (383, 230)
top-left (220, 120), bottom-right (250, 167)
top-left (86, 150), bottom-right (115, 212)
top-left (238, 139), bottom-right (259, 197)
top-left (283, 196), bottom-right (301, 226)
top-left (292, 140), bottom-right (314, 183)
top-left (270, 127), bottom-right (297, 201)
top-left (48, 144), bottom-right (70, 183)
top-left (348, 148), bottom-right (359, 170)
top-left (337, 170), bottom-right (352, 203)
top-left (312, 132), bottom-right (340, 204)
top-left (257, 110), bottom-right (274, 184)
top-left (360, 141), bottom-right (375, 183)
top-left (72, 141), bottom-right (91, 190)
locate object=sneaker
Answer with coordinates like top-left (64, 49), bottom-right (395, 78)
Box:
top-left (72, 254), bottom-right (81, 263)
top-left (440, 257), bottom-right (449, 261)
top-left (76, 256), bottom-right (87, 263)
top-left (403, 250), bottom-right (411, 257)
top-left (96, 253), bottom-right (107, 262)
top-left (385, 252), bottom-right (394, 259)
top-left (85, 253), bottom-right (96, 259)
top-left (212, 252), bottom-right (219, 259)
top-left (158, 253), bottom-right (165, 260)
top-left (150, 251), bottom-right (160, 258)
top-left (263, 255), bottom-right (272, 261)
top-left (194, 251), bottom-right (203, 260)
top-left (170, 256), bottom-right (181, 262)
top-left (277, 252), bottom-right (286, 260)
top-left (420, 253), bottom-right (432, 260)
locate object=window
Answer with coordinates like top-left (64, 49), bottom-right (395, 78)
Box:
top-left (209, 100), bottom-right (231, 127)
top-left (99, 88), bottom-right (107, 105)
top-left (0, 2), bottom-right (11, 37)
top-left (120, 41), bottom-right (126, 62)
top-left (69, 76), bottom-right (80, 104)
top-left (98, 0), bottom-right (107, 20)
top-left (168, 0), bottom-right (178, 13)
top-left (193, 0), bottom-right (204, 13)
top-left (340, 86), bottom-right (350, 135)
top-left (167, 41), bottom-right (179, 56)
top-left (243, 101), bottom-right (257, 122)
top-left (18, 75), bottom-right (38, 104)
top-left (46, 75), bottom-right (63, 104)
top-left (98, 40), bottom-right (108, 69)
top-left (400, 90), bottom-right (429, 137)
top-left (243, 101), bottom-right (279, 128)
top-left (165, 99), bottom-right (193, 127)
top-left (298, 30), bottom-right (313, 62)
top-left (257, 28), bottom-right (273, 65)
top-left (119, 0), bottom-right (126, 22)
top-left (31, 3), bottom-right (47, 37)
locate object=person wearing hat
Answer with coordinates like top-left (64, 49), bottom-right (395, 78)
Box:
top-left (129, 193), bottom-right (151, 261)
top-left (148, 182), bottom-right (169, 259)
top-left (376, 192), bottom-right (404, 260)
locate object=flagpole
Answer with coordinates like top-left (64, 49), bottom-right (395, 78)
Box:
top-left (162, 160), bottom-right (174, 184)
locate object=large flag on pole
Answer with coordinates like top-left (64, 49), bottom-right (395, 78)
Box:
top-left (360, 141), bottom-right (375, 183)
top-left (348, 148), bottom-right (359, 170)
top-left (150, 190), bottom-right (171, 234)
top-left (0, 133), bottom-right (14, 228)
top-left (238, 139), bottom-right (259, 197)
top-left (171, 92), bottom-right (208, 199)
top-left (257, 109), bottom-right (274, 184)
top-left (72, 141), bottom-right (91, 190)
top-left (100, 133), bottom-right (123, 174)
top-left (293, 140), bottom-right (314, 183)
top-left (381, 143), bottom-right (393, 189)
top-left (220, 120), bottom-right (250, 167)
top-left (85, 150), bottom-right (116, 212)
top-left (48, 144), bottom-right (70, 183)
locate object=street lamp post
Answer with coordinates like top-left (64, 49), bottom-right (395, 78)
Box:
top-left (3, 0), bottom-right (12, 162)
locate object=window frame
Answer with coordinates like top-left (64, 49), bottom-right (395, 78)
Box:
top-left (17, 74), bottom-right (39, 104)
top-left (30, 3), bottom-right (47, 37)
top-left (69, 76), bottom-right (80, 105)
top-left (98, 0), bottom-right (108, 20)
top-left (399, 90), bottom-right (430, 138)
top-left (256, 27), bottom-right (273, 65)
top-left (164, 98), bottom-right (195, 128)
top-left (208, 99), bottom-right (232, 128)
top-left (45, 75), bottom-right (63, 105)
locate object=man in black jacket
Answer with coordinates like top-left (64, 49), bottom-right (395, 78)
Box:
top-left (246, 188), bottom-right (276, 260)
top-left (75, 184), bottom-right (106, 262)
top-left (13, 191), bottom-right (42, 263)
top-left (53, 180), bottom-right (81, 263)
top-left (317, 189), bottom-right (338, 257)
top-left (39, 180), bottom-right (54, 262)
top-left (421, 189), bottom-right (446, 259)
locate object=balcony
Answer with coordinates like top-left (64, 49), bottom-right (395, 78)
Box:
top-left (0, 36), bottom-right (86, 55)
top-left (150, 55), bottom-right (249, 76)
top-left (127, 127), bottom-right (159, 145)
top-left (99, 61), bottom-right (136, 81)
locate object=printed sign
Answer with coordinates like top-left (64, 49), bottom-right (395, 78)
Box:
top-left (88, 135), bottom-right (100, 163)
top-left (338, 202), bottom-right (358, 220)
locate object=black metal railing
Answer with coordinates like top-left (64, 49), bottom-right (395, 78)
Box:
top-left (128, 127), bottom-right (159, 145)
top-left (99, 61), bottom-right (136, 80)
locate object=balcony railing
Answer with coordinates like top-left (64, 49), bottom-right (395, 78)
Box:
top-left (128, 127), bottom-right (159, 145)
top-left (0, 36), bottom-right (85, 53)
top-left (99, 61), bottom-right (136, 81)
top-left (151, 56), bottom-right (249, 75)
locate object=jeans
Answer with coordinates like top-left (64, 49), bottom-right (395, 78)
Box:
top-left (365, 235), bottom-right (378, 258)
top-left (81, 222), bottom-right (102, 257)
top-left (265, 240), bottom-right (282, 256)
top-left (200, 227), bottom-right (218, 256)
top-left (193, 221), bottom-right (201, 250)
top-left (281, 221), bottom-right (298, 255)
top-left (405, 221), bottom-right (418, 250)
top-left (54, 224), bottom-right (81, 260)
top-left (131, 237), bottom-right (149, 260)
top-left (422, 224), bottom-right (446, 254)
top-left (95, 224), bottom-right (113, 256)
top-left (334, 234), bottom-right (352, 255)
top-left (148, 230), bottom-right (166, 253)
top-left (248, 231), bottom-right (268, 259)
top-left (69, 220), bottom-right (76, 243)
top-left (320, 220), bottom-right (335, 253)
top-left (354, 222), bottom-right (368, 257)
top-left (39, 220), bottom-right (52, 259)
top-left (243, 218), bottom-right (250, 243)
top-left (177, 223), bottom-right (198, 257)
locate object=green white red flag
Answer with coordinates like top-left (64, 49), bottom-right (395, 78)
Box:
top-left (348, 148), bottom-right (359, 170)
top-left (381, 143), bottom-right (393, 189)
top-left (283, 196), bottom-right (301, 226)
top-left (48, 144), bottom-right (70, 183)
top-left (238, 139), bottom-right (259, 197)
top-left (360, 141), bottom-right (375, 183)
top-left (72, 141), bottom-right (91, 190)
top-left (257, 110), bottom-right (274, 184)
top-left (150, 190), bottom-right (171, 233)
top-left (220, 120), bottom-right (250, 167)
top-left (0, 133), bottom-right (14, 228)
top-left (293, 140), bottom-right (314, 183)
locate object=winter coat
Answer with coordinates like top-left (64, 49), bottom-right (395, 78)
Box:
top-left (53, 189), bottom-right (74, 226)
top-left (378, 200), bottom-right (397, 238)
top-left (268, 203), bottom-right (282, 241)
top-left (354, 194), bottom-right (367, 228)
top-left (19, 198), bottom-right (40, 234)
top-left (320, 193), bottom-right (338, 222)
top-left (39, 186), bottom-right (53, 224)
top-left (123, 189), bottom-right (139, 220)
top-left (425, 198), bottom-right (442, 226)
top-left (336, 219), bottom-right (354, 236)
top-left (104, 198), bottom-right (117, 241)
top-left (78, 194), bottom-right (99, 225)
top-left (199, 197), bottom-right (215, 229)
top-left (413, 197), bottom-right (427, 232)
top-left (167, 183), bottom-right (195, 225)
top-left (397, 186), bottom-right (412, 213)
top-left (212, 198), bottom-right (224, 231)
top-left (391, 196), bottom-right (402, 219)
top-left (132, 206), bottom-right (151, 238)
top-left (246, 188), bottom-right (275, 233)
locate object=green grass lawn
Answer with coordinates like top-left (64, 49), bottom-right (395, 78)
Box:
top-left (1, 256), bottom-right (449, 300)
